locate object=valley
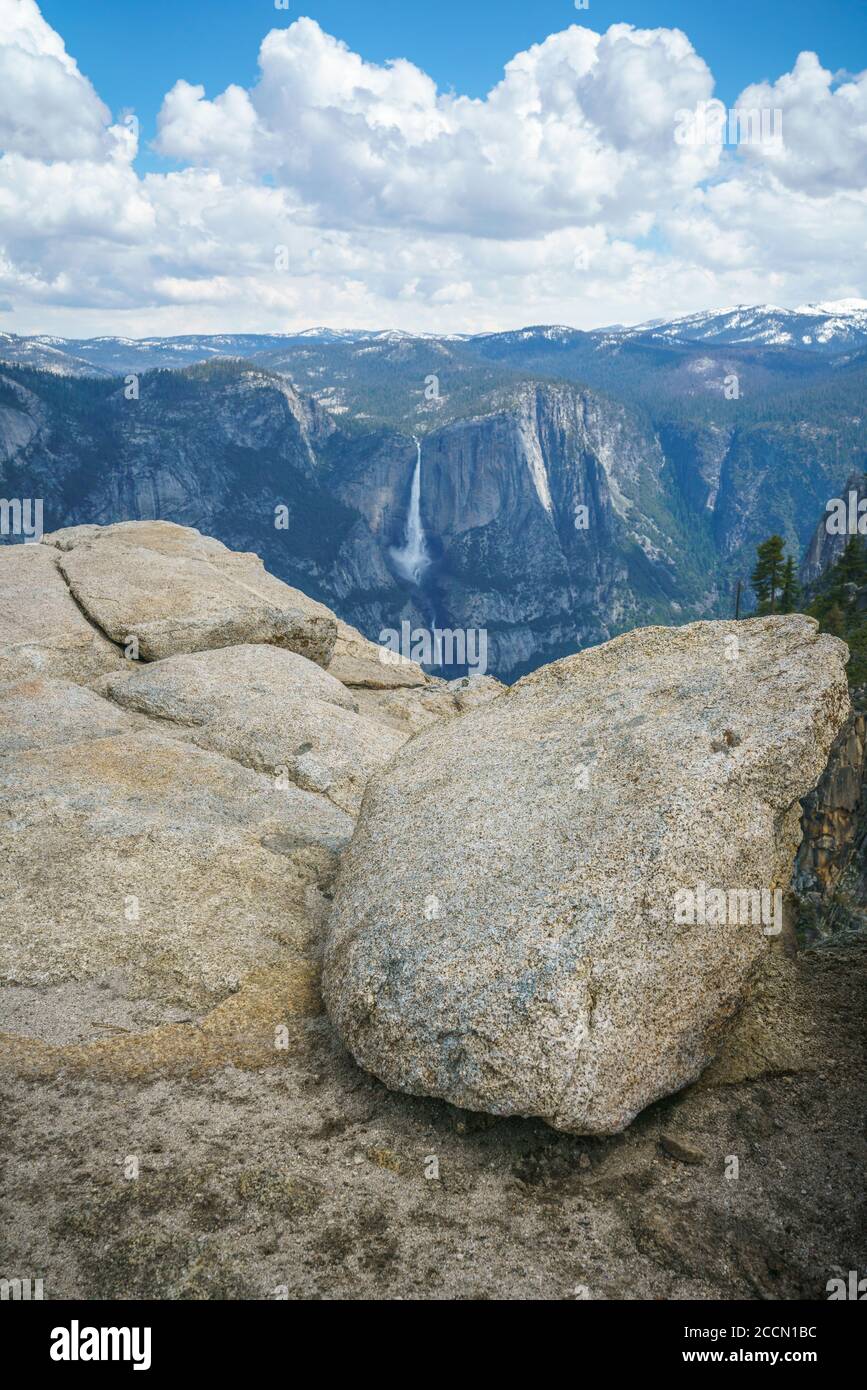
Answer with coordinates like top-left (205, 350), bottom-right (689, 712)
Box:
top-left (1, 302), bottom-right (865, 681)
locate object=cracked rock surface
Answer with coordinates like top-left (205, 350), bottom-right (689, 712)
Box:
top-left (0, 543), bottom-right (125, 684)
top-left (47, 520), bottom-right (339, 666)
top-left (0, 522), bottom-right (475, 1081)
top-left (95, 644), bottom-right (405, 815)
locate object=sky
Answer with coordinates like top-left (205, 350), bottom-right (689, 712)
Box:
top-left (1, 0), bottom-right (865, 336)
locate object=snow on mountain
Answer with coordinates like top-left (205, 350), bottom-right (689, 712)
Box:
top-left (1, 302), bottom-right (865, 381)
top-left (611, 301), bottom-right (867, 351)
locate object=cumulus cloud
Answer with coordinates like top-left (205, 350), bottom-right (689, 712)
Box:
top-left (157, 81), bottom-right (259, 166)
top-left (154, 19), bottom-right (720, 236)
top-left (0, 4), bottom-right (863, 335)
top-left (733, 51), bottom-right (867, 194)
top-left (0, 0), bottom-right (113, 160)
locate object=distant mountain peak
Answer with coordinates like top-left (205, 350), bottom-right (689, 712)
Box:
top-left (610, 300), bottom-right (867, 352)
top-left (795, 298), bottom-right (867, 316)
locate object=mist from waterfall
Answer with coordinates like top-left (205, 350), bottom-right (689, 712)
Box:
top-left (390, 435), bottom-right (431, 584)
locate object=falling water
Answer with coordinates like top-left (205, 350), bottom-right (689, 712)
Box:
top-left (391, 435), bottom-right (431, 584)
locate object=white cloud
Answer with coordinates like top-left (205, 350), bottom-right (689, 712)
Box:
top-left (155, 19), bottom-right (720, 236)
top-left (0, 0), bottom-right (113, 160)
top-left (0, 5), bottom-right (863, 335)
top-left (733, 51), bottom-right (867, 194)
top-left (157, 81), bottom-right (259, 166)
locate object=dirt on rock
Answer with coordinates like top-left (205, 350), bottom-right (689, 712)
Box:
top-left (2, 942), bottom-right (864, 1301)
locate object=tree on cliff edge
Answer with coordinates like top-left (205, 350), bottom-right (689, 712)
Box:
top-left (751, 535), bottom-right (788, 614)
top-left (779, 555), bottom-right (801, 613)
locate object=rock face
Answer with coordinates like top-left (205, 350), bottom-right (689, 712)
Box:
top-left (0, 520), bottom-right (487, 1075)
top-left (45, 520), bottom-right (339, 666)
top-left (327, 619), bottom-right (427, 689)
top-left (353, 673), bottom-right (507, 735)
top-left (793, 689), bottom-right (867, 945)
top-left (795, 704), bottom-right (867, 897)
top-left (323, 615), bottom-right (850, 1135)
top-left (0, 544), bottom-right (125, 684)
top-left (0, 674), bottom-right (135, 752)
top-left (0, 720), bottom-right (352, 1025)
top-left (97, 644), bottom-right (405, 816)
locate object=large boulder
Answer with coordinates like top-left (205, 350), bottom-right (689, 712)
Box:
top-left (97, 643), bottom-right (406, 815)
top-left (323, 616), bottom-right (850, 1135)
top-left (0, 544), bottom-right (125, 685)
top-left (44, 521), bottom-right (338, 666)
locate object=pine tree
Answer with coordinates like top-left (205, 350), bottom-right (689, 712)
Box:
top-left (779, 555), bottom-right (801, 613)
top-left (835, 535), bottom-right (867, 591)
top-left (824, 602), bottom-right (845, 638)
top-left (751, 535), bottom-right (787, 614)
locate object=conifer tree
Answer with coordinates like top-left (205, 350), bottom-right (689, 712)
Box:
top-left (835, 535), bottom-right (867, 590)
top-left (779, 555), bottom-right (801, 613)
top-left (751, 535), bottom-right (787, 614)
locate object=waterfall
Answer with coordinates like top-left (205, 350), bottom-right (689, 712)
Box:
top-left (391, 436), bottom-right (431, 584)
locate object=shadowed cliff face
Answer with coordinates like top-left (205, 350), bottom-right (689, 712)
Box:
top-left (409, 388), bottom-right (635, 678)
top-left (1, 356), bottom-right (862, 681)
top-left (800, 470), bottom-right (867, 586)
top-left (1, 363), bottom-right (704, 680)
top-left (322, 382), bottom-right (717, 678)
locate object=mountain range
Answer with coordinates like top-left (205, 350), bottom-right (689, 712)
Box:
top-left (3, 300), bottom-right (867, 382)
top-left (1, 301), bottom-right (865, 680)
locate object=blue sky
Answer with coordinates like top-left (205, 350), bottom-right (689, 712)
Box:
top-left (3, 0), bottom-right (866, 335)
top-left (39, 0), bottom-right (866, 172)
